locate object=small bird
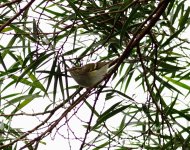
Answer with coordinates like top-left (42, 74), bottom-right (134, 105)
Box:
top-left (68, 61), bottom-right (110, 88)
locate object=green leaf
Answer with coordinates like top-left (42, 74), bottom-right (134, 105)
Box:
top-left (40, 7), bottom-right (65, 17)
top-left (158, 61), bottom-right (185, 72)
top-left (66, 0), bottom-right (89, 30)
top-left (45, 55), bottom-right (58, 94)
top-left (117, 115), bottom-right (126, 137)
top-left (93, 141), bottom-right (110, 150)
top-left (53, 67), bottom-right (59, 104)
top-left (3, 93), bottom-right (41, 109)
top-left (165, 94), bottom-right (178, 116)
top-left (103, 89), bottom-right (134, 101)
top-left (179, 7), bottom-right (190, 29)
top-left (63, 47), bottom-right (82, 56)
top-left (84, 100), bottom-right (99, 117)
top-left (58, 64), bottom-right (65, 100)
top-left (164, 76), bottom-right (190, 91)
top-left (161, 27), bottom-right (184, 48)
top-left (92, 102), bottom-right (130, 130)
top-left (171, 1), bottom-right (183, 24)
top-left (10, 24), bottom-right (37, 42)
top-left (171, 109), bottom-right (190, 121)
top-left (142, 104), bottom-right (154, 122)
top-left (17, 52), bottom-right (54, 85)
top-left (12, 93), bottom-right (42, 113)
top-left (0, 52), bottom-right (7, 72)
top-left (153, 74), bottom-right (182, 94)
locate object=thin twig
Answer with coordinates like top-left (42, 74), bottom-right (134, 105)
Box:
top-left (0, 0), bottom-right (36, 32)
top-left (0, 0), bottom-right (21, 8)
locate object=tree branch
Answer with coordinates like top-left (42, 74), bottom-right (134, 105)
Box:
top-left (0, 0), bottom-right (36, 32)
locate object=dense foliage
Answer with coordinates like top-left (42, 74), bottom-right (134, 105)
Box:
top-left (0, 0), bottom-right (190, 149)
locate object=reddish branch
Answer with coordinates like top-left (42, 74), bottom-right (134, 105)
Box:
top-left (0, 0), bottom-right (36, 32)
top-left (0, 0), bottom-right (22, 8)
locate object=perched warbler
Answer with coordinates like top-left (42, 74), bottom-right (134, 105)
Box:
top-left (68, 61), bottom-right (110, 87)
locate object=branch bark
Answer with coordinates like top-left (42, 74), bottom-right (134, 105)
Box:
top-left (0, 0), bottom-right (36, 32)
